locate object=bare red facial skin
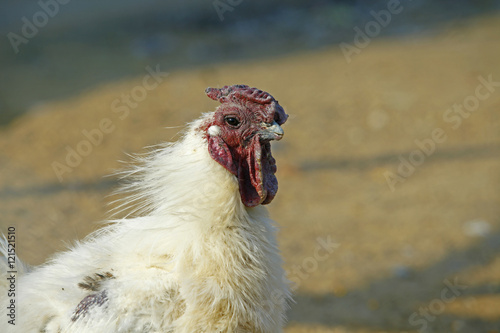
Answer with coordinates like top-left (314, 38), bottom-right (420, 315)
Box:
top-left (201, 85), bottom-right (288, 207)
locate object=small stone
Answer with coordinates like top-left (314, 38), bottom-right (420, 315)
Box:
top-left (463, 219), bottom-right (491, 237)
top-left (392, 264), bottom-right (413, 279)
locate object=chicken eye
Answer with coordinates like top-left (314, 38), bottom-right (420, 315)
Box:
top-left (225, 116), bottom-right (241, 127)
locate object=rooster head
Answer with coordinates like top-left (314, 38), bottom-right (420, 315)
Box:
top-left (202, 84), bottom-right (288, 207)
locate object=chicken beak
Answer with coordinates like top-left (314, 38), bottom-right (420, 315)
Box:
top-left (259, 121), bottom-right (284, 141)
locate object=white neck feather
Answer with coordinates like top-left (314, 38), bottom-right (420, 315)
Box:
top-left (112, 114), bottom-right (254, 231)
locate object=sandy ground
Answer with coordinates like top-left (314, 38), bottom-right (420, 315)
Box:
top-left (1, 13), bottom-right (500, 333)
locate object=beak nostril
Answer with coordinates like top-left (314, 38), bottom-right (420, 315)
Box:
top-left (260, 121), bottom-right (284, 141)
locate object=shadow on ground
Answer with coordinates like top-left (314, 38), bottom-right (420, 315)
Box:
top-left (289, 231), bottom-right (500, 332)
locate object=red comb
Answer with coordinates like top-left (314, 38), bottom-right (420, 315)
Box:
top-left (205, 85), bottom-right (288, 125)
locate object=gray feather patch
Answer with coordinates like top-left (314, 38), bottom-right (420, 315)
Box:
top-left (71, 290), bottom-right (108, 321)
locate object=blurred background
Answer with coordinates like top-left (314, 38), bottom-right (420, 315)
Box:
top-left (1, 0), bottom-right (500, 332)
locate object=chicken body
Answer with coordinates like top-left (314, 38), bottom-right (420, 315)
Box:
top-left (0, 86), bottom-right (290, 332)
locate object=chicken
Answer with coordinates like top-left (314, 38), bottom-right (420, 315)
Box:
top-left (0, 84), bottom-right (291, 333)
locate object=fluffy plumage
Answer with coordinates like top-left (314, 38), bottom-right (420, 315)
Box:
top-left (0, 85), bottom-right (291, 332)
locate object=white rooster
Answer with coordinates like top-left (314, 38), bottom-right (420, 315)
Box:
top-left (0, 85), bottom-right (291, 333)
